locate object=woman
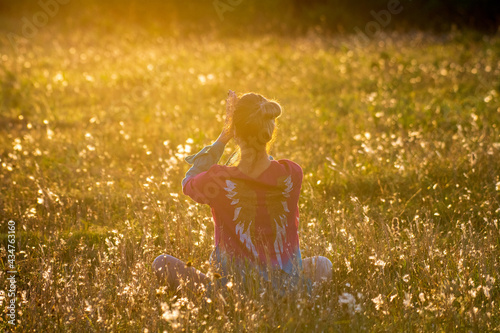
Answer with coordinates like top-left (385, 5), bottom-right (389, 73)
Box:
top-left (152, 91), bottom-right (332, 293)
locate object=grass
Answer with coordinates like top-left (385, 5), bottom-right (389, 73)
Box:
top-left (0, 10), bottom-right (499, 332)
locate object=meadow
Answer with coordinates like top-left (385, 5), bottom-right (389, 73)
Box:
top-left (0, 7), bottom-right (500, 332)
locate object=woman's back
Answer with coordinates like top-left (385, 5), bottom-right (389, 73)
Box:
top-left (183, 159), bottom-right (304, 275)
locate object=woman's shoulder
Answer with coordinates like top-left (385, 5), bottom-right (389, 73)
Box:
top-left (274, 158), bottom-right (302, 168)
top-left (206, 164), bottom-right (236, 176)
top-left (272, 159), bottom-right (303, 177)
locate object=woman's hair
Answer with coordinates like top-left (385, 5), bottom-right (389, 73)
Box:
top-left (231, 93), bottom-right (282, 149)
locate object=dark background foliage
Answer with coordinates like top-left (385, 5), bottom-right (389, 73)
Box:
top-left (1, 0), bottom-right (499, 37)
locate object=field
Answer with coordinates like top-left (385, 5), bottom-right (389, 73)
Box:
top-left (1, 4), bottom-right (500, 332)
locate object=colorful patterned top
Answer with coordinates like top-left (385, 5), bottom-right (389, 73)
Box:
top-left (182, 141), bottom-right (304, 285)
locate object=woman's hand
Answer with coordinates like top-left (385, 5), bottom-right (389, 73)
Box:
top-left (216, 90), bottom-right (237, 144)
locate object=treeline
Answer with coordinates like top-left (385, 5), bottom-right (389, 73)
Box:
top-left (1, 0), bottom-right (499, 36)
top-left (292, 0), bottom-right (499, 32)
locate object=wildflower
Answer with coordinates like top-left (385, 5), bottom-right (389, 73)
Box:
top-left (372, 294), bottom-right (384, 311)
top-left (162, 309), bottom-right (180, 321)
top-left (403, 293), bottom-right (412, 308)
top-left (483, 286), bottom-right (491, 299)
top-left (338, 292), bottom-right (362, 314)
top-left (374, 259), bottom-right (386, 268)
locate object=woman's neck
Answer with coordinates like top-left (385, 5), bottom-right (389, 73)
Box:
top-left (237, 145), bottom-right (270, 175)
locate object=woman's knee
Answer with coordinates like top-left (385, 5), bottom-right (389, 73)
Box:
top-left (303, 256), bottom-right (332, 283)
top-left (315, 256), bottom-right (333, 281)
top-left (152, 254), bottom-right (183, 288)
top-left (152, 254), bottom-right (178, 277)
top-left (152, 254), bottom-right (167, 277)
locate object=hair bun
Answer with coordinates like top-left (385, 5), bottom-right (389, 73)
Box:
top-left (260, 101), bottom-right (282, 119)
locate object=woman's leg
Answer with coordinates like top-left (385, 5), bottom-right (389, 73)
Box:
top-left (302, 256), bottom-right (333, 284)
top-left (152, 254), bottom-right (209, 292)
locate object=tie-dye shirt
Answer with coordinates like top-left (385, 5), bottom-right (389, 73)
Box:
top-left (182, 141), bottom-right (304, 282)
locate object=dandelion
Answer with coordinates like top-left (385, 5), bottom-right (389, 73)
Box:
top-left (339, 292), bottom-right (355, 305)
top-left (13, 139), bottom-right (22, 151)
top-left (403, 293), bottom-right (412, 308)
top-left (344, 259), bottom-right (353, 273)
top-left (25, 207), bottom-right (37, 218)
top-left (374, 259), bottom-right (386, 268)
top-left (53, 72), bottom-right (64, 82)
top-left (156, 287), bottom-right (168, 296)
top-left (175, 144), bottom-right (192, 159)
top-left (84, 300), bottom-right (93, 313)
top-left (482, 286), bottom-right (491, 298)
top-left (162, 309), bottom-right (180, 321)
top-left (326, 243), bottom-right (333, 253)
top-left (338, 292), bottom-right (362, 315)
top-left (372, 294), bottom-right (384, 311)
top-left (366, 92), bottom-right (377, 103)
top-left (42, 268), bottom-right (51, 280)
top-left (447, 294), bottom-right (456, 305)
